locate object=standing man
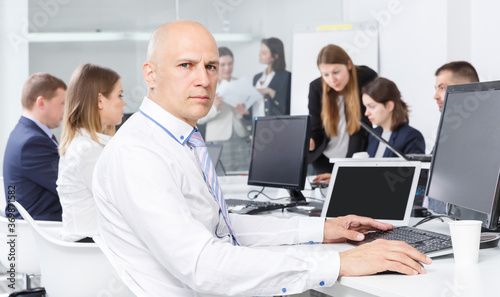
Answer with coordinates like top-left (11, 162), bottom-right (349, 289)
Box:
top-left (93, 20), bottom-right (430, 297)
top-left (427, 61), bottom-right (479, 213)
top-left (4, 73), bottom-right (66, 221)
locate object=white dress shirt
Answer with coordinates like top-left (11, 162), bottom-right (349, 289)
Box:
top-left (92, 97), bottom-right (340, 297)
top-left (374, 130), bottom-right (392, 158)
top-left (252, 70), bottom-right (275, 117)
top-left (57, 129), bottom-right (111, 241)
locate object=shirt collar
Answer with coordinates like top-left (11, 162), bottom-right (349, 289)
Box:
top-left (22, 114), bottom-right (53, 139)
top-left (138, 96), bottom-right (195, 145)
top-left (78, 128), bottom-right (112, 146)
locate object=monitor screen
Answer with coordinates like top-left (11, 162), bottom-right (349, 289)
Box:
top-left (426, 81), bottom-right (500, 229)
top-left (325, 166), bottom-right (416, 220)
top-left (247, 115), bottom-right (310, 200)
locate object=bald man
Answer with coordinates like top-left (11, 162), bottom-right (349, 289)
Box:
top-left (92, 21), bottom-right (430, 296)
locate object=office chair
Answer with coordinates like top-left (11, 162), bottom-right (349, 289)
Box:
top-left (0, 177), bottom-right (62, 291)
top-left (11, 201), bottom-right (132, 297)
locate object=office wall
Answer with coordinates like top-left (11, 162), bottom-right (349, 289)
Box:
top-left (343, 0), bottom-right (448, 152)
top-left (471, 0), bottom-right (500, 82)
top-left (0, 1), bottom-right (29, 176)
top-left (28, 0), bottom-right (343, 114)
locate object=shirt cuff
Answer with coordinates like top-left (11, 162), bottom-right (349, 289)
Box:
top-left (297, 217), bottom-right (325, 244)
top-left (307, 250), bottom-right (340, 288)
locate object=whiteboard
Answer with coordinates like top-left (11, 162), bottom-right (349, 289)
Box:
top-left (290, 22), bottom-right (379, 115)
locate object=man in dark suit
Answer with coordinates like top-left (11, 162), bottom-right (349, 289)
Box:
top-left (3, 73), bottom-right (67, 221)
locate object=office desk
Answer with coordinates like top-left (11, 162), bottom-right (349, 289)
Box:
top-left (220, 176), bottom-right (500, 297)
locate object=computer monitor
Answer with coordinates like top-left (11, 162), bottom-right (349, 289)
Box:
top-left (247, 115), bottom-right (310, 204)
top-left (426, 81), bottom-right (500, 230)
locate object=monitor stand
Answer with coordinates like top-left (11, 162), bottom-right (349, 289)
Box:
top-left (289, 190), bottom-right (307, 205)
top-left (286, 190), bottom-right (324, 217)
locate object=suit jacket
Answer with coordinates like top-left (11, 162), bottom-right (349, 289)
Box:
top-left (308, 66), bottom-right (377, 173)
top-left (366, 123), bottom-right (425, 157)
top-left (253, 69), bottom-right (292, 116)
top-left (3, 116), bottom-right (62, 221)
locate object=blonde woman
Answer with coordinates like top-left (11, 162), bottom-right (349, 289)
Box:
top-left (308, 44), bottom-right (377, 174)
top-left (57, 63), bottom-right (125, 242)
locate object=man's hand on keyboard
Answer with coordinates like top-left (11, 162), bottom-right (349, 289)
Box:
top-left (322, 215), bottom-right (393, 243)
top-left (338, 239), bottom-right (432, 276)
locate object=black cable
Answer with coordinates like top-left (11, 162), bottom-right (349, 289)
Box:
top-left (412, 214), bottom-right (455, 228)
top-left (247, 187), bottom-right (290, 201)
top-left (247, 188), bottom-right (324, 203)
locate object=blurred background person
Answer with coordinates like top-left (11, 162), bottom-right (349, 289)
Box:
top-left (252, 37), bottom-right (291, 116)
top-left (3, 73), bottom-right (66, 221)
top-left (57, 63), bottom-right (125, 242)
top-left (198, 47), bottom-right (251, 172)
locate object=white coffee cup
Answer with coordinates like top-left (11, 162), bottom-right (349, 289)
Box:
top-left (352, 152), bottom-right (369, 159)
top-left (448, 220), bottom-right (482, 266)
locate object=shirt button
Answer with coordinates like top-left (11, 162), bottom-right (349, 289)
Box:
top-left (265, 108), bottom-right (269, 112)
top-left (282, 288), bottom-right (286, 293)
top-left (180, 135), bottom-right (184, 140)
top-left (264, 98), bottom-right (268, 102)
top-left (320, 281), bottom-right (325, 286)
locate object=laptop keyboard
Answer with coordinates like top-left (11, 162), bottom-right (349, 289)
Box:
top-left (225, 199), bottom-right (292, 214)
top-left (348, 226), bottom-right (452, 255)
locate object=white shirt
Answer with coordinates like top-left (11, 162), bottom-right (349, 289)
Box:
top-left (252, 70), bottom-right (275, 117)
top-left (374, 130), bottom-right (392, 158)
top-left (92, 97), bottom-right (340, 297)
top-left (57, 129), bottom-right (111, 241)
top-left (323, 96), bottom-right (349, 158)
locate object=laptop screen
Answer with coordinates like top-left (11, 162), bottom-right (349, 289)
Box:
top-left (321, 161), bottom-right (421, 226)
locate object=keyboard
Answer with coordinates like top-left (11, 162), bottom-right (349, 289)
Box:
top-left (348, 226), bottom-right (453, 257)
top-left (225, 199), bottom-right (292, 215)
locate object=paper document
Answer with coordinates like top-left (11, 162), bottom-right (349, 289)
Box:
top-left (217, 77), bottom-right (262, 110)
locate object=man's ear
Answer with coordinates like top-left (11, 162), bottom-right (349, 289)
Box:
top-left (143, 62), bottom-right (156, 89)
top-left (35, 96), bottom-right (45, 109)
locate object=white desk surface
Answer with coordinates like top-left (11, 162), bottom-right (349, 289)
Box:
top-left (220, 175), bottom-right (500, 297)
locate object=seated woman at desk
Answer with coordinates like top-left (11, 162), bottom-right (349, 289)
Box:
top-left (363, 77), bottom-right (425, 157)
top-left (308, 44), bottom-right (377, 175)
top-left (57, 63), bottom-right (126, 242)
top-left (313, 77), bottom-right (425, 184)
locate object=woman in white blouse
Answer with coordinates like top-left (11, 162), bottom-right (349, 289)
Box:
top-left (57, 63), bottom-right (126, 242)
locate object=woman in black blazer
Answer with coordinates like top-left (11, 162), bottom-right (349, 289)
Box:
top-left (309, 44), bottom-right (377, 175)
top-left (252, 37), bottom-right (291, 116)
top-left (363, 77), bottom-right (425, 157)
top-left (314, 77), bottom-right (426, 184)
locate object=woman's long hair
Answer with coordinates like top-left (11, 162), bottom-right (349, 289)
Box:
top-left (317, 44), bottom-right (360, 137)
top-left (59, 63), bottom-right (120, 155)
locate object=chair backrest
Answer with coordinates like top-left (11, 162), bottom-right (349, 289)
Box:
top-left (12, 201), bottom-right (132, 297)
top-left (0, 176), bottom-right (6, 216)
top-left (0, 205), bottom-right (62, 274)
